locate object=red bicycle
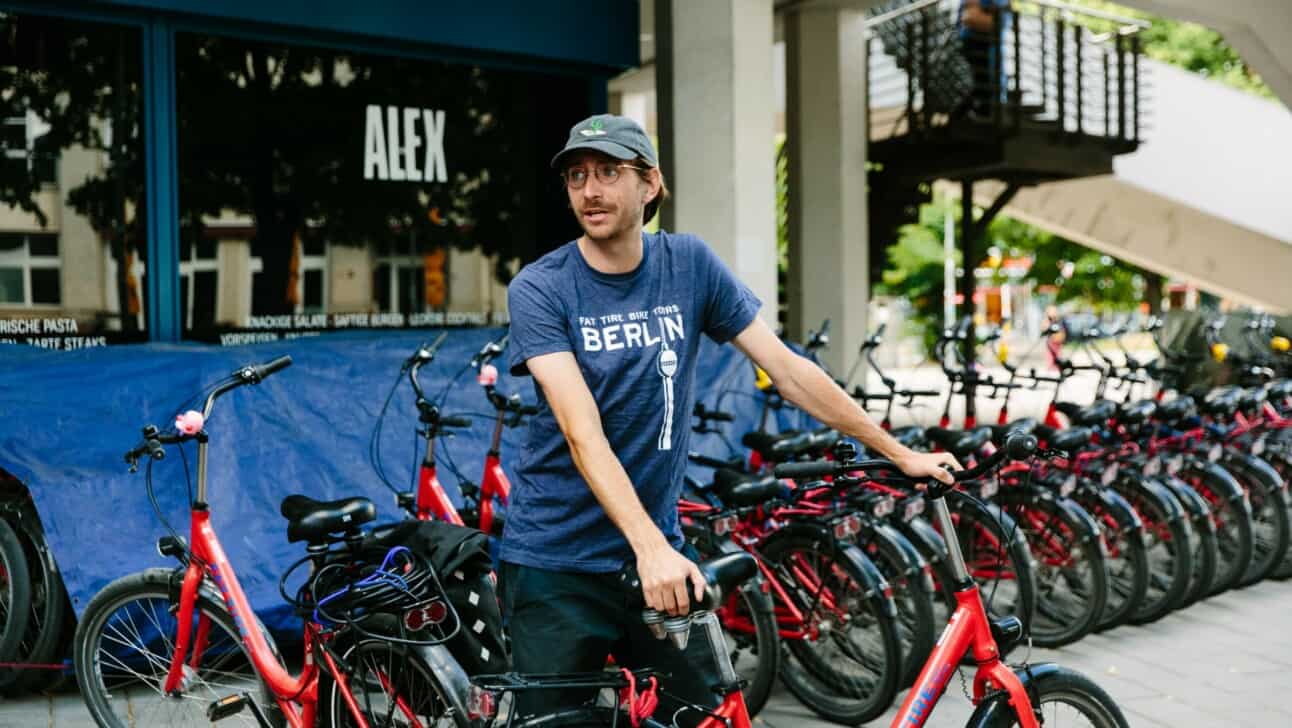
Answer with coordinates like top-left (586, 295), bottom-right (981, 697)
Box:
top-left (776, 435), bottom-right (1130, 728)
top-left (74, 356), bottom-right (462, 728)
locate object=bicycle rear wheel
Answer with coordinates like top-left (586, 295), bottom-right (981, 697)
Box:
top-left (73, 568), bottom-right (276, 728)
top-left (995, 489), bottom-right (1107, 648)
top-left (1074, 486), bottom-right (1149, 631)
top-left (856, 521), bottom-right (936, 688)
top-left (1222, 452), bottom-right (1291, 586)
top-left (1159, 475), bottom-right (1219, 608)
top-left (0, 517), bottom-right (30, 676)
top-left (0, 501), bottom-right (69, 695)
top-left (324, 639), bottom-right (458, 727)
top-left (1180, 462), bottom-right (1252, 596)
top-left (1117, 479), bottom-right (1193, 625)
top-left (760, 531), bottom-right (901, 725)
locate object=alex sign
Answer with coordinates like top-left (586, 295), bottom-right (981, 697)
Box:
top-left (363, 105), bottom-right (448, 182)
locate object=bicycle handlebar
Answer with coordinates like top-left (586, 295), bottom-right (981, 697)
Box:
top-left (773, 433), bottom-right (1037, 483)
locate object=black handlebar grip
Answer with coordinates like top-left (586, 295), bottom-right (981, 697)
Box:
top-left (254, 355), bottom-right (293, 381)
top-left (519, 405), bottom-right (539, 416)
top-left (709, 410), bottom-right (734, 422)
top-left (146, 438), bottom-right (166, 461)
top-left (440, 416), bottom-right (473, 428)
top-left (772, 461), bottom-right (838, 480)
top-left (903, 389), bottom-right (942, 397)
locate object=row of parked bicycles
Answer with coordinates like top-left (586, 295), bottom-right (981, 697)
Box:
top-left (2, 310), bottom-right (1286, 727)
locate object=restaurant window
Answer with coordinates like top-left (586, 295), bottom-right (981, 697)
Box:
top-left (174, 32), bottom-right (589, 343)
top-left (0, 13), bottom-right (147, 349)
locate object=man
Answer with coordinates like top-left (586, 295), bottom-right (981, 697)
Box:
top-left (959, 0), bottom-right (1012, 120)
top-left (502, 114), bottom-right (960, 717)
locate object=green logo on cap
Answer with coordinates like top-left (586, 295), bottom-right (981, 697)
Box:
top-left (579, 118), bottom-right (608, 137)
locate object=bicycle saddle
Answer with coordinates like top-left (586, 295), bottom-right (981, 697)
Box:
top-left (987, 417), bottom-right (1039, 443)
top-left (1202, 386), bottom-right (1242, 418)
top-left (889, 425), bottom-right (927, 448)
top-left (1268, 380), bottom-right (1292, 402)
top-left (741, 430), bottom-right (815, 462)
top-left (923, 426), bottom-right (991, 458)
top-left (1115, 399), bottom-right (1157, 426)
top-left (617, 552), bottom-right (757, 612)
top-left (1034, 424), bottom-right (1094, 454)
top-left (1155, 395), bottom-right (1196, 424)
top-left (1056, 400), bottom-right (1117, 427)
top-left (712, 468), bottom-right (785, 507)
top-left (280, 494), bottom-right (377, 544)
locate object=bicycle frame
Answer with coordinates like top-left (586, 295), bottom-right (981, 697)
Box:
top-left (890, 493), bottom-right (1040, 728)
top-left (154, 378), bottom-right (428, 728)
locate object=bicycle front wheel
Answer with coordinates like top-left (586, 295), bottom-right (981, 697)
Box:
top-left (324, 639), bottom-right (459, 727)
top-left (73, 568), bottom-right (275, 728)
top-left (969, 665), bottom-right (1129, 728)
top-left (761, 531), bottom-right (901, 725)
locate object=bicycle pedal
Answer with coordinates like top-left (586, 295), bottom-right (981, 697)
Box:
top-left (207, 693), bottom-right (249, 722)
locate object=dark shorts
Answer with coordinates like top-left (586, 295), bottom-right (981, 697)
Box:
top-left (499, 559), bottom-right (722, 725)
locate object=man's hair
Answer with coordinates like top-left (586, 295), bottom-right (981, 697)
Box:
top-left (636, 160), bottom-right (670, 225)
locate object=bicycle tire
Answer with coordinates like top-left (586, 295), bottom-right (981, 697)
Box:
top-left (759, 530), bottom-right (901, 725)
top-left (1158, 474), bottom-right (1220, 608)
top-left (856, 521), bottom-right (936, 688)
top-left (74, 568), bottom-right (280, 728)
top-left (994, 488), bottom-right (1107, 648)
top-left (0, 516), bottom-right (31, 672)
top-left (1221, 451), bottom-right (1291, 586)
top-left (968, 664), bottom-right (1130, 728)
top-left (0, 502), bottom-right (69, 696)
top-left (324, 638), bottom-right (459, 728)
top-left (1074, 486), bottom-right (1149, 632)
top-left (1178, 461), bottom-right (1252, 596)
top-left (1116, 478), bottom-right (1193, 625)
top-left (1263, 449), bottom-right (1292, 580)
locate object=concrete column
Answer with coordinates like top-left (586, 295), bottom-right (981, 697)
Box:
top-left (656, 0), bottom-right (778, 324)
top-left (784, 7), bottom-right (870, 374)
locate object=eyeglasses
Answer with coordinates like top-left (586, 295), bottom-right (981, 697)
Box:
top-left (561, 162), bottom-right (646, 190)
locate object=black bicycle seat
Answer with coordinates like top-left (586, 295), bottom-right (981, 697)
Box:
top-left (924, 426), bottom-right (991, 458)
top-left (890, 425), bottom-right (927, 448)
top-left (1056, 400), bottom-right (1116, 426)
top-left (280, 495), bottom-right (376, 544)
top-left (1115, 399), bottom-right (1157, 426)
top-left (988, 418), bottom-right (1039, 442)
top-left (1035, 424), bottom-right (1094, 454)
top-left (1156, 395), bottom-right (1195, 424)
top-left (712, 469), bottom-right (785, 507)
top-left (617, 552), bottom-right (757, 612)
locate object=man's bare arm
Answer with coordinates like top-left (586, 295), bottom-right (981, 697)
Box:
top-left (730, 319), bottom-right (961, 482)
top-left (525, 350), bottom-right (704, 614)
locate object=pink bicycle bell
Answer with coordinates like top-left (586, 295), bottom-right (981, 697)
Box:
top-left (477, 364), bottom-right (499, 387)
top-left (175, 410), bottom-right (206, 435)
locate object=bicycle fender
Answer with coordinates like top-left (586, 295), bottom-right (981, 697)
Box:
top-left (838, 542), bottom-right (900, 619)
top-left (1093, 487), bottom-right (1144, 532)
top-left (1223, 451), bottom-right (1289, 498)
top-left (1187, 460), bottom-right (1252, 515)
top-left (994, 486), bottom-right (1103, 547)
top-left (1120, 476), bottom-right (1189, 526)
top-left (964, 662), bottom-right (1066, 728)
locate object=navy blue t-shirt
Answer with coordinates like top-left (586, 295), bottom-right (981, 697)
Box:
top-left (501, 231), bottom-right (761, 572)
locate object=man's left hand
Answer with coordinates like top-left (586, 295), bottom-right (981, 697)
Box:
top-left (894, 450), bottom-right (962, 485)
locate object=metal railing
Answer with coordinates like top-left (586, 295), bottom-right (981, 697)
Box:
top-left (866, 0), bottom-right (1149, 146)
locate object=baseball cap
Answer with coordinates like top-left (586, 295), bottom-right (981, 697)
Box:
top-left (550, 114), bottom-right (659, 169)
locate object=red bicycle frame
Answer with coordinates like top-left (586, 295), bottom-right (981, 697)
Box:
top-left (891, 488), bottom-right (1041, 728)
top-left (153, 367), bottom-right (428, 728)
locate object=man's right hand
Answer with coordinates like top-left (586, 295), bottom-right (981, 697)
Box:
top-left (635, 543), bottom-right (706, 617)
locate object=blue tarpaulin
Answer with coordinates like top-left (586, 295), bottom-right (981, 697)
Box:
top-left (0, 330), bottom-right (803, 634)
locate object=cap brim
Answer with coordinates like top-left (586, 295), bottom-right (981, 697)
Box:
top-left (550, 139), bottom-right (638, 168)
